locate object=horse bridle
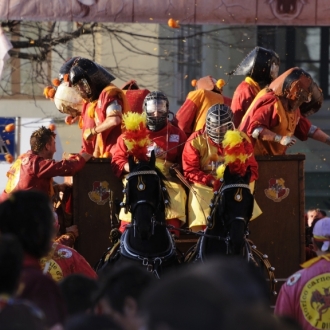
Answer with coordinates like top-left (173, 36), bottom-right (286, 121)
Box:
top-left (123, 169), bottom-right (168, 236)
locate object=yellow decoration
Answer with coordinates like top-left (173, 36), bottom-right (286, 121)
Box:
top-left (122, 112), bottom-right (147, 131)
top-left (222, 130), bottom-right (243, 149)
top-left (216, 164), bottom-right (226, 180)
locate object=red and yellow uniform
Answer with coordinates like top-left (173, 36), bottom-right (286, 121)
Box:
top-left (88, 84), bottom-right (130, 157)
top-left (231, 77), bottom-right (261, 128)
top-left (79, 102), bottom-right (96, 154)
top-left (239, 89), bottom-right (311, 155)
top-left (40, 242), bottom-right (97, 282)
top-left (112, 122), bottom-right (187, 226)
top-left (174, 89), bottom-right (225, 136)
top-left (182, 129), bottom-right (258, 231)
top-left (0, 151), bottom-right (87, 202)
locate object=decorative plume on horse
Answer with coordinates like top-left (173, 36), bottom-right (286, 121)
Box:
top-left (96, 112), bottom-right (181, 277)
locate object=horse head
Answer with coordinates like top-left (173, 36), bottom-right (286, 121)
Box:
top-left (210, 166), bottom-right (254, 255)
top-left (125, 151), bottom-right (170, 240)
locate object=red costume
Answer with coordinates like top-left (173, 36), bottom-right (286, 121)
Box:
top-left (239, 90), bottom-right (311, 155)
top-left (182, 129), bottom-right (258, 185)
top-left (1, 151), bottom-right (87, 201)
top-left (173, 89), bottom-right (225, 137)
top-left (231, 78), bottom-right (260, 128)
top-left (112, 122), bottom-right (186, 177)
top-left (19, 254), bottom-right (66, 328)
top-left (40, 242), bottom-right (97, 282)
top-left (89, 85), bottom-right (130, 157)
top-left (275, 256), bottom-right (330, 330)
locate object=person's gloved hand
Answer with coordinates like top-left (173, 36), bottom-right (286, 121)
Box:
top-left (280, 135), bottom-right (296, 147)
top-left (83, 128), bottom-right (97, 142)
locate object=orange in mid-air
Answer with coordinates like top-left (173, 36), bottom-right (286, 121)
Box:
top-left (5, 123), bottom-right (15, 132)
top-left (5, 154), bottom-right (14, 163)
top-left (168, 18), bottom-right (180, 28)
top-left (49, 123), bottom-right (56, 131)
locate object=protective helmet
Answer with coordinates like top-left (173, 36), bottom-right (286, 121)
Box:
top-left (58, 57), bottom-right (80, 82)
top-left (269, 67), bottom-right (322, 116)
top-left (230, 47), bottom-right (280, 87)
top-left (143, 91), bottom-right (169, 131)
top-left (69, 58), bottom-right (116, 102)
top-left (206, 104), bottom-right (235, 144)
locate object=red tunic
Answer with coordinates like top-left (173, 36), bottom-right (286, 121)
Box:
top-left (239, 90), bottom-right (311, 155)
top-left (40, 242), bottom-right (97, 282)
top-left (19, 254), bottom-right (66, 327)
top-left (182, 129), bottom-right (258, 185)
top-left (231, 81), bottom-right (258, 128)
top-left (0, 151), bottom-right (87, 201)
top-left (275, 256), bottom-right (330, 330)
top-left (93, 86), bottom-right (129, 157)
top-left (111, 123), bottom-right (187, 178)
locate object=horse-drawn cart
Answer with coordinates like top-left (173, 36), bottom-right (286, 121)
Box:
top-left (71, 154), bottom-right (305, 298)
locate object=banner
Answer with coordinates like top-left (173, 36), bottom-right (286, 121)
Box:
top-left (0, 0), bottom-right (329, 26)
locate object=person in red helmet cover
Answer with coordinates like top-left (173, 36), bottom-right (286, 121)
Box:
top-left (182, 104), bottom-right (259, 232)
top-left (275, 217), bottom-right (330, 329)
top-left (239, 67), bottom-right (327, 156)
top-left (69, 58), bottom-right (130, 158)
top-left (173, 75), bottom-right (231, 137)
top-left (112, 91), bottom-right (187, 236)
top-left (230, 46), bottom-right (280, 128)
top-left (120, 79), bottom-right (150, 115)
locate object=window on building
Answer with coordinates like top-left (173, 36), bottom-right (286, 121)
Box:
top-left (257, 26), bottom-right (330, 99)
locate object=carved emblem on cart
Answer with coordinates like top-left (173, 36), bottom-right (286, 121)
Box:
top-left (264, 178), bottom-right (289, 202)
top-left (88, 181), bottom-right (110, 205)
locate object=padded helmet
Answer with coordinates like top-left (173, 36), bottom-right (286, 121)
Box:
top-left (206, 104), bottom-right (234, 144)
top-left (143, 91), bottom-right (169, 131)
top-left (230, 47), bottom-right (280, 87)
top-left (69, 58), bottom-right (116, 102)
top-left (269, 67), bottom-right (322, 116)
top-left (58, 57), bottom-right (80, 82)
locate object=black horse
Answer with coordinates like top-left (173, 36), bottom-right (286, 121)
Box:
top-left (185, 166), bottom-right (277, 294)
top-left (96, 151), bottom-right (180, 278)
top-left (186, 166), bottom-right (254, 262)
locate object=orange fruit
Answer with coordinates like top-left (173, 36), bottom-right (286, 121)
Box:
top-left (65, 116), bottom-right (73, 125)
top-left (5, 123), bottom-right (15, 132)
top-left (168, 18), bottom-right (180, 28)
top-left (5, 154), bottom-right (13, 163)
top-left (49, 123), bottom-right (56, 131)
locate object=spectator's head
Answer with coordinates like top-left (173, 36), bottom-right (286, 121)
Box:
top-left (313, 217), bottom-right (330, 254)
top-left (59, 274), bottom-right (98, 316)
top-left (65, 314), bottom-right (122, 330)
top-left (230, 47), bottom-right (280, 88)
top-left (206, 103), bottom-right (235, 144)
top-left (143, 91), bottom-right (169, 132)
top-left (0, 190), bottom-right (55, 258)
top-left (140, 257), bottom-right (274, 330)
top-left (30, 126), bottom-right (56, 158)
top-left (0, 234), bottom-right (23, 295)
top-left (94, 264), bottom-right (155, 330)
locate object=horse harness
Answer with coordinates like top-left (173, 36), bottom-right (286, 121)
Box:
top-left (119, 169), bottom-right (176, 278)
